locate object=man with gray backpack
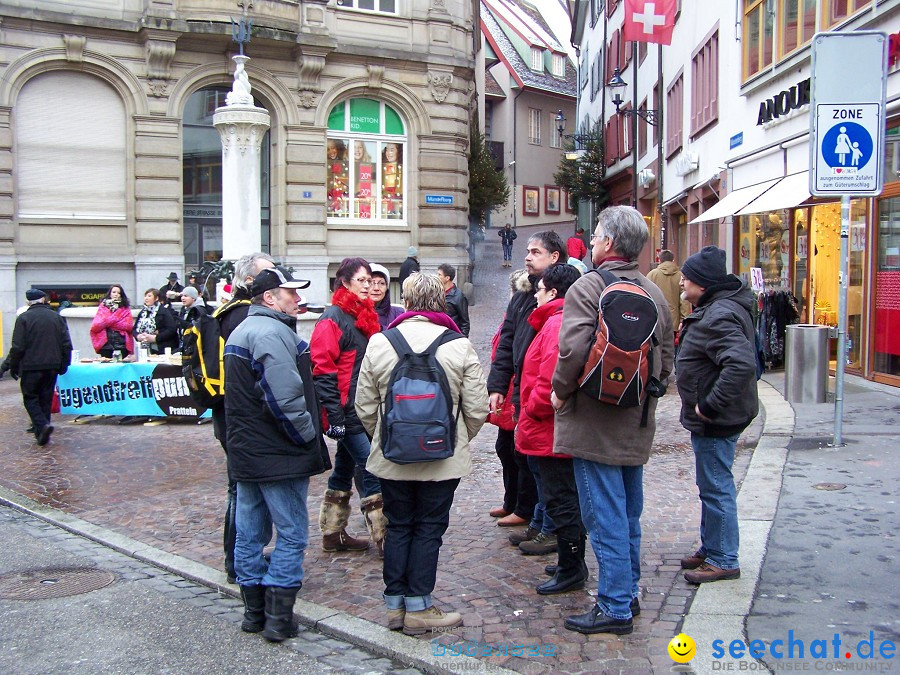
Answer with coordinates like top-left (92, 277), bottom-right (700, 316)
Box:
top-left (355, 273), bottom-right (488, 635)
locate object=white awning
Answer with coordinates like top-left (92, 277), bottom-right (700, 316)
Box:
top-left (735, 172), bottom-right (811, 215)
top-left (687, 179), bottom-right (780, 224)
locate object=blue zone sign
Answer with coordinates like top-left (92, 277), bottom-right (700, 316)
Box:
top-left (425, 194), bottom-right (453, 205)
top-left (813, 103), bottom-right (882, 195)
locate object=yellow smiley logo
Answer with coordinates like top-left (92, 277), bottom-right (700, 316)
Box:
top-left (668, 633), bottom-right (696, 663)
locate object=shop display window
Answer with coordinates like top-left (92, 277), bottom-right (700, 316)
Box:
top-left (874, 194), bottom-right (900, 378)
top-left (326, 98), bottom-right (406, 223)
top-left (737, 210), bottom-right (790, 290)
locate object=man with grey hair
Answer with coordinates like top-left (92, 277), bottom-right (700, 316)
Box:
top-left (213, 252), bottom-right (275, 584)
top-left (551, 206), bottom-right (674, 635)
top-left (0, 288), bottom-right (72, 445)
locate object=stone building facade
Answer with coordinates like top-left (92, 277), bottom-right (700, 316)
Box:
top-left (0, 0), bottom-right (477, 348)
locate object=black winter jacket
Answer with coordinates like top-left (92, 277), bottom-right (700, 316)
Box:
top-left (676, 278), bottom-right (759, 437)
top-left (398, 256), bottom-right (420, 287)
top-left (224, 305), bottom-right (330, 482)
top-left (445, 284), bottom-right (470, 337)
top-left (132, 303), bottom-right (178, 354)
top-left (486, 274), bottom-right (538, 412)
top-left (4, 303), bottom-right (72, 375)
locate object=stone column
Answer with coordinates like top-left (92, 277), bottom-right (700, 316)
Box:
top-left (213, 55), bottom-right (270, 260)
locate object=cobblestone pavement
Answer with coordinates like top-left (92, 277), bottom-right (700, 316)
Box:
top-left (0, 505), bottom-right (420, 674)
top-left (0, 225), bottom-right (762, 673)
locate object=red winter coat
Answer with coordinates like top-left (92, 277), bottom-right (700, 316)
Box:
top-left (516, 298), bottom-right (570, 458)
top-left (90, 303), bottom-right (134, 355)
top-left (567, 235), bottom-right (587, 261)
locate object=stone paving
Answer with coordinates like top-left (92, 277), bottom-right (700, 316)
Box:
top-left (0, 225), bottom-right (762, 672)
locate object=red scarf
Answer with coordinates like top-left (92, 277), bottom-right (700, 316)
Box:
top-left (332, 286), bottom-right (381, 339)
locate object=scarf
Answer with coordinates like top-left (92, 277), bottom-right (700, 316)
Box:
top-left (331, 286), bottom-right (381, 339)
top-left (135, 302), bottom-right (160, 335)
top-left (388, 311), bottom-right (461, 334)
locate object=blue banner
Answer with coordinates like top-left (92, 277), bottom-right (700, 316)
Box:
top-left (57, 363), bottom-right (211, 419)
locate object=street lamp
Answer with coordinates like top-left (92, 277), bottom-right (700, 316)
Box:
top-left (605, 67), bottom-right (658, 210)
top-left (555, 110), bottom-right (601, 158)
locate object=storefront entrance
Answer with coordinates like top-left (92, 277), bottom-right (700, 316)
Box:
top-left (873, 190), bottom-right (900, 383)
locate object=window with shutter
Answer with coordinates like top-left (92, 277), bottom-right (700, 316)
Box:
top-left (666, 73), bottom-right (684, 158)
top-left (690, 30), bottom-right (718, 138)
top-left (17, 71), bottom-right (126, 220)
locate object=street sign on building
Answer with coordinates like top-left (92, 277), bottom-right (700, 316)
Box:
top-left (810, 32), bottom-right (887, 197)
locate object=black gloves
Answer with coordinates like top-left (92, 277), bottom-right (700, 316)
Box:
top-left (324, 424), bottom-right (346, 440)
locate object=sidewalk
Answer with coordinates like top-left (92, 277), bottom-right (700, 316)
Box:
top-left (9, 228), bottom-right (890, 672)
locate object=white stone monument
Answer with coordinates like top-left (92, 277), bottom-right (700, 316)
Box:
top-left (213, 54), bottom-right (270, 260)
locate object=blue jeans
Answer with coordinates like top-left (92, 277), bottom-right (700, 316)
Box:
top-left (573, 458), bottom-right (642, 620)
top-left (502, 243), bottom-right (513, 260)
top-left (527, 454), bottom-right (555, 535)
top-left (235, 478), bottom-right (309, 588)
top-left (381, 478), bottom-right (459, 612)
top-left (692, 432), bottom-right (740, 570)
top-left (327, 431), bottom-right (381, 497)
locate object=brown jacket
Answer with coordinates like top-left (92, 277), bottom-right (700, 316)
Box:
top-left (551, 261), bottom-right (675, 466)
top-left (646, 260), bottom-right (691, 332)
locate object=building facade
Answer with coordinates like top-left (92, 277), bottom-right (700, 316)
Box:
top-left (0, 0), bottom-right (477, 350)
top-left (571, 0), bottom-right (900, 386)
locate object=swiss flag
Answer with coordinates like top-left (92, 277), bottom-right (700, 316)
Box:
top-left (623, 0), bottom-right (676, 46)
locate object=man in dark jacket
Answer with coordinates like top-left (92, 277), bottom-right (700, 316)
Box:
top-left (224, 266), bottom-right (330, 642)
top-left (398, 246), bottom-right (419, 289)
top-left (676, 246), bottom-right (759, 585)
top-left (159, 272), bottom-right (183, 307)
top-left (212, 252), bottom-right (275, 584)
top-left (437, 263), bottom-right (470, 336)
top-left (1, 288), bottom-right (72, 445)
top-left (487, 230), bottom-right (565, 527)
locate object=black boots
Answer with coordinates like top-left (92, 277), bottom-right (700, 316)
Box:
top-left (536, 536), bottom-right (587, 595)
top-left (240, 585), bottom-right (266, 633)
top-left (261, 585), bottom-right (301, 642)
top-left (565, 605), bottom-right (634, 635)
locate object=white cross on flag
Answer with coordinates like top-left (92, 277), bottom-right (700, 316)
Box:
top-left (623, 0), bottom-right (676, 46)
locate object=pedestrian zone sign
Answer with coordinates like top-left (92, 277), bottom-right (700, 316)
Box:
top-left (813, 104), bottom-right (881, 195)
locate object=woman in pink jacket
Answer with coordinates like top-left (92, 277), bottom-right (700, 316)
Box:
top-left (517, 263), bottom-right (585, 595)
top-left (90, 284), bottom-right (134, 358)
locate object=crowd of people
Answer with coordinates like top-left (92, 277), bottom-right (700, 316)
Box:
top-left (0, 207), bottom-right (760, 644)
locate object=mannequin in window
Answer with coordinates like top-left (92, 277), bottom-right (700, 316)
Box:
top-left (327, 139), bottom-right (348, 216)
top-left (355, 141), bottom-right (375, 218)
top-left (381, 143), bottom-right (403, 218)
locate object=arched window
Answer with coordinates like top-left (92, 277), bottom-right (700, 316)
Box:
top-left (182, 86), bottom-right (271, 266)
top-left (326, 98), bottom-right (407, 223)
top-left (17, 71), bottom-right (126, 219)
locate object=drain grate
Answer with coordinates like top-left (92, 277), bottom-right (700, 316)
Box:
top-left (0, 567), bottom-right (117, 600)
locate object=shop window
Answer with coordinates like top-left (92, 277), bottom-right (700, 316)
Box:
top-left (690, 30), bottom-right (718, 138)
top-left (874, 194), bottom-right (900, 377)
top-left (779, 0), bottom-right (816, 57)
top-left (825, 0), bottom-right (871, 27)
top-left (183, 85), bottom-right (271, 266)
top-left (17, 71), bottom-right (126, 220)
top-left (743, 0), bottom-right (774, 80)
top-left (737, 211), bottom-right (790, 291)
top-left (326, 98), bottom-right (407, 222)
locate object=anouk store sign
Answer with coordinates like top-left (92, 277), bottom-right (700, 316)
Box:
top-left (757, 78), bottom-right (811, 125)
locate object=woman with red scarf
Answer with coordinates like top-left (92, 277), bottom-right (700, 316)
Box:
top-left (311, 258), bottom-right (386, 556)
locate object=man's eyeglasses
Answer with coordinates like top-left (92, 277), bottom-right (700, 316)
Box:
top-left (590, 233), bottom-right (608, 242)
top-left (353, 277), bottom-right (373, 286)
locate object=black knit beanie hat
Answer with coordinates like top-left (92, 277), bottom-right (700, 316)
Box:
top-left (681, 246), bottom-right (728, 289)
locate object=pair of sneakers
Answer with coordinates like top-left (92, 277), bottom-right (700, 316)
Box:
top-left (509, 527), bottom-right (558, 555)
top-left (387, 604), bottom-right (462, 635)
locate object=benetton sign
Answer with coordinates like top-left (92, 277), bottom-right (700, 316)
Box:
top-left (756, 78), bottom-right (811, 125)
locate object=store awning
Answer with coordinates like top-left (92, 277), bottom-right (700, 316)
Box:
top-left (687, 178), bottom-right (780, 224)
top-left (735, 171), bottom-right (811, 215)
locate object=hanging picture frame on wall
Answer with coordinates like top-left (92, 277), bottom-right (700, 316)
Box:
top-left (545, 186), bottom-right (561, 214)
top-left (523, 186), bottom-right (540, 215)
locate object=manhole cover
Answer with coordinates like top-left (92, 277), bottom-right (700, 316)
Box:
top-left (0, 567), bottom-right (117, 600)
top-left (813, 482), bottom-right (847, 491)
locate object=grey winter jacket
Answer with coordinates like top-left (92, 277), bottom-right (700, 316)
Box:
top-left (675, 278), bottom-right (759, 437)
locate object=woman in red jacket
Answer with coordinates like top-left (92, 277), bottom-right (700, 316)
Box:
top-left (517, 263), bottom-right (586, 595)
top-left (311, 258), bottom-right (385, 555)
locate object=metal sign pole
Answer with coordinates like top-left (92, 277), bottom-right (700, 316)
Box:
top-left (834, 195), bottom-right (850, 446)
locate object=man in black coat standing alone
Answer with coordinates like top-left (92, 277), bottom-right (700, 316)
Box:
top-left (1, 288), bottom-right (72, 445)
top-left (398, 246), bottom-right (420, 289)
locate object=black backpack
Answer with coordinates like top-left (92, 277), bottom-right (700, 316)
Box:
top-left (182, 299), bottom-right (249, 410)
top-left (380, 328), bottom-right (463, 465)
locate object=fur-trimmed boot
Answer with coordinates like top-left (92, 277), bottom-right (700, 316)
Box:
top-left (319, 489), bottom-right (369, 552)
top-left (360, 493), bottom-right (388, 559)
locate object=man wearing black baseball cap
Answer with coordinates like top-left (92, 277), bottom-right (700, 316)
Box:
top-left (675, 246), bottom-right (759, 585)
top-left (223, 264), bottom-right (328, 642)
top-left (0, 288), bottom-right (72, 445)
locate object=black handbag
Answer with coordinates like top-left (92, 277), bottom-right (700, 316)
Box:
top-left (105, 327), bottom-right (126, 352)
